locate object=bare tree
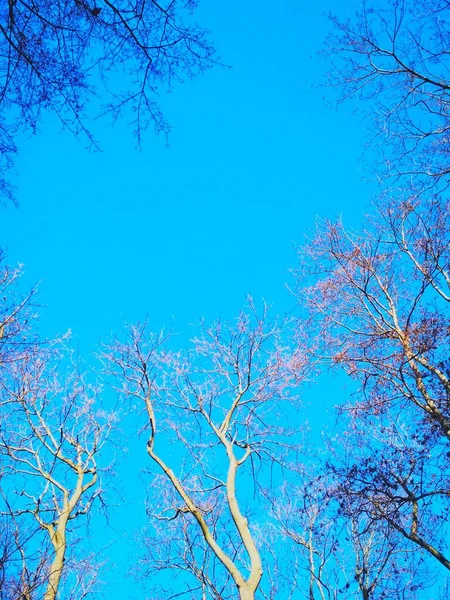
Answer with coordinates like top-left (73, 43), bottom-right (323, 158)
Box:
top-left (104, 305), bottom-right (304, 600)
top-left (320, 5), bottom-right (450, 585)
top-left (324, 0), bottom-right (450, 192)
top-left (0, 517), bottom-right (47, 600)
top-left (295, 196), bottom-right (450, 576)
top-left (298, 197), bottom-right (450, 439)
top-left (267, 476), bottom-right (341, 600)
top-left (330, 406), bottom-right (450, 575)
top-left (0, 341), bottom-right (114, 599)
top-left (268, 467), bottom-right (428, 600)
top-left (0, 0), bottom-right (217, 203)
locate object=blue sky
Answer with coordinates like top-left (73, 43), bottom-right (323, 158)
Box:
top-left (2, 0), bottom-right (376, 595)
top-left (4, 0), bottom-right (372, 350)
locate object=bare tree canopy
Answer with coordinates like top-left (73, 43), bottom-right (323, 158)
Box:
top-left (0, 339), bottom-right (114, 600)
top-left (103, 305), bottom-right (304, 600)
top-left (0, 253), bottom-right (38, 366)
top-left (324, 0), bottom-right (450, 193)
top-left (298, 197), bottom-right (450, 440)
top-left (319, 2), bottom-right (450, 587)
top-left (296, 195), bottom-right (450, 581)
top-left (268, 468), bottom-right (430, 600)
top-left (3, 1), bottom-right (450, 597)
top-left (0, 0), bottom-right (216, 203)
top-left (0, 255), bottom-right (114, 599)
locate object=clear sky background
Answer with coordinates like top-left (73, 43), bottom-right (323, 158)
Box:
top-left (4, 0), bottom-right (373, 348)
top-left (2, 0), bottom-right (376, 596)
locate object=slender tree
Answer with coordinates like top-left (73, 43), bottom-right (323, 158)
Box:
top-left (104, 304), bottom-right (304, 600)
top-left (269, 467), bottom-right (429, 600)
top-left (0, 341), bottom-right (114, 600)
top-left (0, 516), bottom-right (51, 600)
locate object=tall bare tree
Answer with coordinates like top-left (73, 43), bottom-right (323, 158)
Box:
top-left (104, 304), bottom-right (304, 600)
top-left (0, 340), bottom-right (114, 600)
top-left (296, 196), bottom-right (450, 579)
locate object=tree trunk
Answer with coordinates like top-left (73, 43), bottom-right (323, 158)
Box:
top-left (44, 527), bottom-right (66, 600)
top-left (239, 586), bottom-right (255, 600)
